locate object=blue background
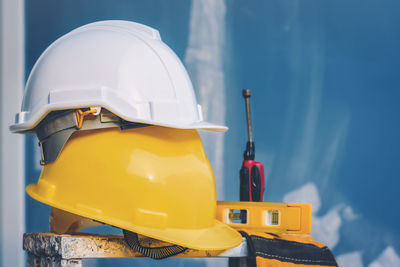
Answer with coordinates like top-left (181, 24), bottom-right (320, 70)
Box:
top-left (25, 0), bottom-right (400, 266)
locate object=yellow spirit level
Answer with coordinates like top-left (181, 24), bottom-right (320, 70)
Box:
top-left (50, 202), bottom-right (312, 236)
top-left (216, 201), bottom-right (312, 234)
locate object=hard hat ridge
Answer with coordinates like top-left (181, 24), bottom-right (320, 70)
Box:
top-left (10, 20), bottom-right (227, 133)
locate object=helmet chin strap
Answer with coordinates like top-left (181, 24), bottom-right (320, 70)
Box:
top-left (49, 208), bottom-right (187, 259)
top-left (123, 230), bottom-right (187, 259)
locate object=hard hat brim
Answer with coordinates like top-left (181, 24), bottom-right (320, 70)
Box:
top-left (26, 183), bottom-right (242, 250)
top-left (10, 118), bottom-right (228, 133)
top-left (10, 93), bottom-right (228, 133)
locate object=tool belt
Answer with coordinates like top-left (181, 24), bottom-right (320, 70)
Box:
top-left (238, 230), bottom-right (338, 267)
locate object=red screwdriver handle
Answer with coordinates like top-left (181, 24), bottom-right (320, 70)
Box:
top-left (240, 89), bottom-right (265, 202)
top-left (240, 160), bottom-right (265, 202)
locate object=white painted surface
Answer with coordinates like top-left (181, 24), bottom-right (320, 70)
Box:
top-left (0, 0), bottom-right (25, 266)
top-left (283, 183), bottom-right (345, 249)
top-left (369, 247), bottom-right (400, 267)
top-left (283, 182), bottom-right (321, 213)
top-left (336, 251), bottom-right (364, 267)
top-left (185, 0), bottom-right (227, 198)
top-left (312, 207), bottom-right (342, 249)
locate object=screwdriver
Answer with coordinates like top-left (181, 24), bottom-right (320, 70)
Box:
top-left (240, 89), bottom-right (265, 202)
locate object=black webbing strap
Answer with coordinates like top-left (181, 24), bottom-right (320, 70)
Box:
top-left (237, 231), bottom-right (257, 267)
top-left (123, 230), bottom-right (187, 260)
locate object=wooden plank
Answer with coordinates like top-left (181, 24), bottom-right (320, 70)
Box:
top-left (23, 233), bottom-right (247, 259)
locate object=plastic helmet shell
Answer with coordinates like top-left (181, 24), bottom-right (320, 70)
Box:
top-left (26, 126), bottom-right (242, 250)
top-left (10, 20), bottom-right (227, 133)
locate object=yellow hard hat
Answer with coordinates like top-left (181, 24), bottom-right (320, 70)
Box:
top-left (26, 126), bottom-right (242, 251)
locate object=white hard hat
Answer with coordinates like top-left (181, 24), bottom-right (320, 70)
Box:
top-left (10, 20), bottom-right (227, 133)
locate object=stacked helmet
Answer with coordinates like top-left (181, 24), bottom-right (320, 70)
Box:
top-left (11, 20), bottom-right (227, 165)
top-left (11, 20), bottom-right (241, 257)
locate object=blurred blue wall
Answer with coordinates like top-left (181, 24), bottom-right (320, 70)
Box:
top-left (25, 0), bottom-right (400, 266)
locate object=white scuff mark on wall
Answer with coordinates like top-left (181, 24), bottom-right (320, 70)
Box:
top-left (315, 112), bottom-right (350, 192)
top-left (274, 9), bottom-right (350, 192)
top-left (369, 247), bottom-right (400, 267)
top-left (341, 206), bottom-right (359, 221)
top-left (282, 24), bottom-right (325, 184)
top-left (312, 207), bottom-right (342, 249)
top-left (282, 182), bottom-right (361, 250)
top-left (336, 251), bottom-right (364, 267)
top-left (283, 182), bottom-right (321, 213)
top-left (185, 0), bottom-right (227, 198)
